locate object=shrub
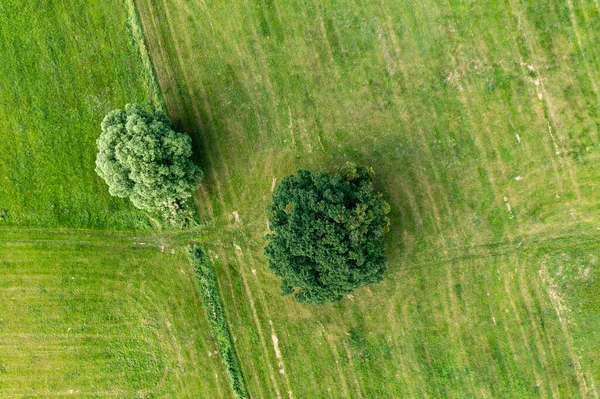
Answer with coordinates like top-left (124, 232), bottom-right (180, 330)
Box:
top-left (265, 162), bottom-right (390, 304)
top-left (95, 104), bottom-right (202, 217)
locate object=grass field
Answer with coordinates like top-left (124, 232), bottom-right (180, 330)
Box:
top-left (0, 0), bottom-right (153, 229)
top-left (135, 0), bottom-right (600, 397)
top-left (1, 0), bottom-right (599, 397)
top-left (0, 1), bottom-right (231, 397)
top-left (0, 228), bottom-right (231, 398)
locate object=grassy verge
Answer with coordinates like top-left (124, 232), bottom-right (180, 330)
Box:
top-left (125, 0), bottom-right (165, 111)
top-left (187, 244), bottom-right (249, 399)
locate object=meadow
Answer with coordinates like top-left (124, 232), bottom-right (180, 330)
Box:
top-left (0, 0), bottom-right (152, 229)
top-left (0, 1), bottom-right (230, 397)
top-left (1, 0), bottom-right (599, 397)
top-left (136, 0), bottom-right (600, 396)
top-left (0, 228), bottom-right (229, 398)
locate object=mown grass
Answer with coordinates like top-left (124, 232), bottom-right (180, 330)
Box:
top-left (0, 228), bottom-right (230, 398)
top-left (136, 0), bottom-right (600, 397)
top-left (543, 246), bottom-right (600, 391)
top-left (0, 0), bottom-right (154, 229)
top-left (0, 3), bottom-right (234, 396)
top-left (201, 233), bottom-right (600, 398)
top-left (1, 0), bottom-right (599, 396)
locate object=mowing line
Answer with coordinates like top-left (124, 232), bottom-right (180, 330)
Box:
top-left (493, 293), bottom-right (536, 397)
top-left (131, 1), bottom-right (600, 397)
top-left (179, 0), bottom-right (278, 149)
top-left (515, 267), bottom-right (564, 397)
top-left (140, 0), bottom-right (232, 209)
top-left (508, 0), bottom-right (587, 206)
top-left (320, 331), bottom-right (352, 398)
top-left (538, 259), bottom-right (597, 398)
top-left (241, 2), bottom-right (288, 149)
top-left (186, 245), bottom-right (249, 399)
top-left (520, 264), bottom-right (564, 367)
top-left (503, 266), bottom-right (560, 397)
top-left (311, 0), bottom-right (340, 81)
top-left (136, 0), bottom-right (180, 115)
top-left (505, 0), bottom-right (566, 192)
top-left (374, 6), bottom-right (466, 245)
top-left (243, 253), bottom-right (297, 398)
top-left (161, 0), bottom-right (238, 208)
top-left (444, 267), bottom-right (479, 396)
top-left (231, 247), bottom-right (284, 399)
top-left (135, 0), bottom-right (217, 219)
top-left (219, 249), bottom-right (267, 399)
top-left (414, 124), bottom-right (464, 242)
top-left (533, 67), bottom-right (583, 204)
top-left (233, 248), bottom-right (297, 398)
top-left (396, 300), bottom-right (429, 398)
top-left (341, 342), bottom-right (366, 399)
top-left (565, 0), bottom-right (600, 106)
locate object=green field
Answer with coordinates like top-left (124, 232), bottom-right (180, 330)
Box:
top-left (1, 0), bottom-right (600, 397)
top-left (0, 228), bottom-right (229, 398)
top-left (136, 0), bottom-right (600, 397)
top-left (0, 1), bottom-right (229, 397)
top-left (0, 0), bottom-right (152, 229)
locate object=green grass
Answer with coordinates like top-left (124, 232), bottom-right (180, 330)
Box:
top-left (0, 228), bottom-right (230, 398)
top-left (542, 246), bottom-right (600, 392)
top-left (0, 1), bottom-right (233, 396)
top-left (135, 0), bottom-right (600, 396)
top-left (1, 0), bottom-right (599, 396)
top-left (187, 245), bottom-right (249, 398)
top-left (0, 0), bottom-right (154, 229)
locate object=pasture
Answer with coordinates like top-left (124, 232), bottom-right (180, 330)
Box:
top-left (136, 0), bottom-right (600, 397)
top-left (0, 0), bottom-right (599, 397)
top-left (0, 228), bottom-right (229, 398)
top-left (0, 0), bottom-right (152, 229)
top-left (0, 1), bottom-right (231, 397)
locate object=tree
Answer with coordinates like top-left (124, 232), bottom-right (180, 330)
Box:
top-left (95, 104), bottom-right (202, 216)
top-left (264, 162), bottom-right (390, 304)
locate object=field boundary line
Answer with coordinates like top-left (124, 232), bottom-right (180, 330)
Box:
top-left (126, 0), bottom-right (166, 110)
top-left (242, 251), bottom-right (294, 398)
top-left (186, 244), bottom-right (250, 399)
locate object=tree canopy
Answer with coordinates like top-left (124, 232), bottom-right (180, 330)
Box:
top-left (264, 163), bottom-right (390, 304)
top-left (95, 104), bottom-right (202, 215)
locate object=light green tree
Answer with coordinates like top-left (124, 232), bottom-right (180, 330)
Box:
top-left (95, 104), bottom-right (202, 216)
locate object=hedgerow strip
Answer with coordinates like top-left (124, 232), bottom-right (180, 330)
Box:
top-left (186, 245), bottom-right (249, 399)
top-left (124, 0), bottom-right (166, 111)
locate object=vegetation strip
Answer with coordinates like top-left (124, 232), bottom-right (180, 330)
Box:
top-left (187, 245), bottom-right (249, 399)
top-left (124, 0), bottom-right (165, 110)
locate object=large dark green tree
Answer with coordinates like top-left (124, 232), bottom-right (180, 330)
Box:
top-left (265, 163), bottom-right (390, 304)
top-left (95, 104), bottom-right (202, 216)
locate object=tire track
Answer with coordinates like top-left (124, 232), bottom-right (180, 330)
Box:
top-left (230, 246), bottom-right (285, 399)
top-left (539, 259), bottom-right (598, 398)
top-left (564, 0), bottom-right (600, 106)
